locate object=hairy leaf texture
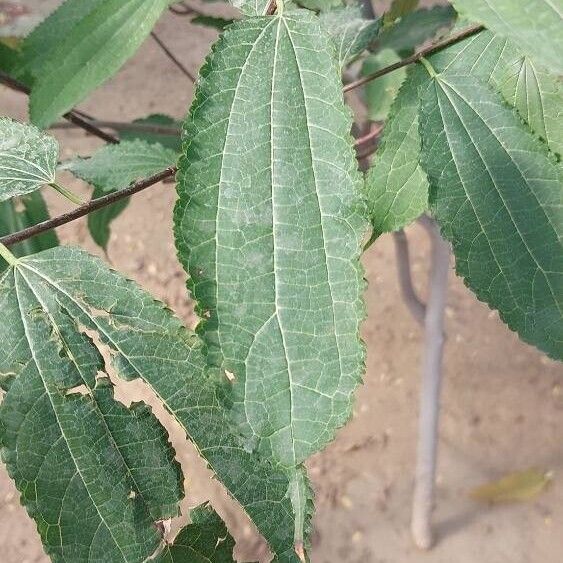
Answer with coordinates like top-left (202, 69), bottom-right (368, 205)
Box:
top-left (175, 10), bottom-right (367, 543)
top-left (419, 73), bottom-right (563, 359)
top-left (30, 0), bottom-right (169, 128)
top-left (0, 118), bottom-right (57, 202)
top-left (0, 246), bottom-right (299, 562)
top-left (450, 0), bottom-right (563, 74)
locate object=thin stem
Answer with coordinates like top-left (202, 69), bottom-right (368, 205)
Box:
top-left (151, 31), bottom-right (196, 82)
top-left (0, 71), bottom-right (119, 144)
top-left (49, 121), bottom-right (181, 136)
top-left (0, 168), bottom-right (177, 248)
top-left (49, 182), bottom-right (84, 205)
top-left (0, 242), bottom-right (18, 266)
top-left (393, 229), bottom-right (425, 325)
top-left (411, 218), bottom-right (450, 550)
top-left (419, 57), bottom-right (437, 78)
top-left (343, 24), bottom-right (484, 93)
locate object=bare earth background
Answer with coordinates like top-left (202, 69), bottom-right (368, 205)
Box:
top-left (1, 1), bottom-right (562, 562)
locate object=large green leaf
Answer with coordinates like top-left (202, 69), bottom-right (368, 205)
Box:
top-left (0, 191), bottom-right (58, 270)
top-left (29, 0), bottom-right (169, 128)
top-left (0, 246), bottom-right (299, 562)
top-left (230, 0), bottom-right (270, 16)
top-left (64, 140), bottom-right (178, 193)
top-left (319, 5), bottom-right (380, 68)
top-left (0, 118), bottom-right (58, 202)
top-left (175, 10), bottom-right (367, 540)
top-left (419, 73), bottom-right (563, 358)
top-left (364, 65), bottom-right (430, 235)
top-left (157, 504), bottom-right (235, 563)
top-left (450, 0), bottom-right (563, 74)
top-left (19, 0), bottom-right (106, 80)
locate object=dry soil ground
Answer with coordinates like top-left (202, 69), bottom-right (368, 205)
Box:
top-left (1, 2), bottom-right (562, 562)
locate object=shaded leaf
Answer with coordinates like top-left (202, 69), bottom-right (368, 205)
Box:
top-left (320, 5), bottom-right (381, 68)
top-left (0, 191), bottom-right (59, 271)
top-left (175, 11), bottom-right (366, 546)
top-left (383, 0), bottom-right (418, 26)
top-left (364, 65), bottom-right (429, 235)
top-left (297, 0), bottom-right (343, 11)
top-left (64, 139), bottom-right (178, 193)
top-left (0, 118), bottom-right (57, 202)
top-left (373, 5), bottom-right (456, 56)
top-left (450, 0), bottom-right (563, 74)
top-left (120, 114), bottom-right (182, 153)
top-left (470, 469), bottom-right (552, 503)
top-left (0, 246), bottom-right (300, 562)
top-left (87, 186), bottom-right (130, 250)
top-left (157, 504), bottom-right (235, 563)
top-left (192, 15), bottom-right (235, 31)
top-left (419, 73), bottom-right (563, 358)
top-left (362, 48), bottom-right (406, 121)
top-left (29, 0), bottom-right (169, 128)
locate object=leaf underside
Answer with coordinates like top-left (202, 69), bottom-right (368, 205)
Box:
top-left (0, 247), bottom-right (298, 562)
top-left (420, 74), bottom-right (563, 358)
top-left (450, 0), bottom-right (563, 74)
top-left (0, 118), bottom-right (57, 202)
top-left (175, 11), bottom-right (367, 545)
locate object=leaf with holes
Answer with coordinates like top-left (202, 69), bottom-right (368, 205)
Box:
top-left (157, 504), bottom-right (235, 563)
top-left (450, 0), bottom-right (563, 74)
top-left (0, 245), bottom-right (298, 562)
top-left (175, 11), bottom-right (367, 545)
top-left (30, 0), bottom-right (169, 128)
top-left (0, 118), bottom-right (58, 202)
top-left (419, 72), bottom-right (563, 359)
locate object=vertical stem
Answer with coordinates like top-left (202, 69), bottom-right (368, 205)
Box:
top-left (411, 218), bottom-right (450, 550)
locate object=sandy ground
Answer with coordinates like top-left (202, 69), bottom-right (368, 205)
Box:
top-left (1, 2), bottom-right (562, 562)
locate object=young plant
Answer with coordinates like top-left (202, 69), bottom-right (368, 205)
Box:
top-left (0, 0), bottom-right (560, 561)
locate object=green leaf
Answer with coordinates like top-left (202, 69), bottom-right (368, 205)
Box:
top-left (64, 139), bottom-right (178, 193)
top-left (19, 0), bottom-right (106, 80)
top-left (157, 504), bottom-right (235, 563)
top-left (383, 0), bottom-right (419, 26)
top-left (175, 11), bottom-right (367, 540)
top-left (450, 0), bottom-right (563, 74)
top-left (0, 191), bottom-right (59, 270)
top-left (87, 186), bottom-right (130, 250)
top-left (364, 65), bottom-right (430, 235)
top-left (373, 5), bottom-right (456, 56)
top-left (192, 15), bottom-right (235, 31)
top-left (319, 5), bottom-right (381, 68)
top-left (419, 73), bottom-right (563, 358)
top-left (230, 0), bottom-right (271, 16)
top-left (0, 118), bottom-right (58, 202)
top-left (29, 0), bottom-right (169, 128)
top-left (0, 246), bottom-right (299, 561)
top-left (297, 0), bottom-right (343, 11)
top-left (0, 252), bottom-right (184, 560)
top-left (120, 114), bottom-right (183, 153)
top-left (499, 57), bottom-right (563, 158)
top-left (362, 49), bottom-right (406, 121)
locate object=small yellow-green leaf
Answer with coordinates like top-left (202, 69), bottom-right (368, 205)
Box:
top-left (470, 469), bottom-right (552, 503)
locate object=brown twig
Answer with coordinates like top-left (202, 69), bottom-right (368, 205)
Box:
top-left (343, 24), bottom-right (484, 93)
top-left (0, 168), bottom-right (177, 247)
top-left (0, 71), bottom-right (119, 144)
top-left (49, 121), bottom-right (181, 136)
top-left (150, 31), bottom-right (196, 82)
